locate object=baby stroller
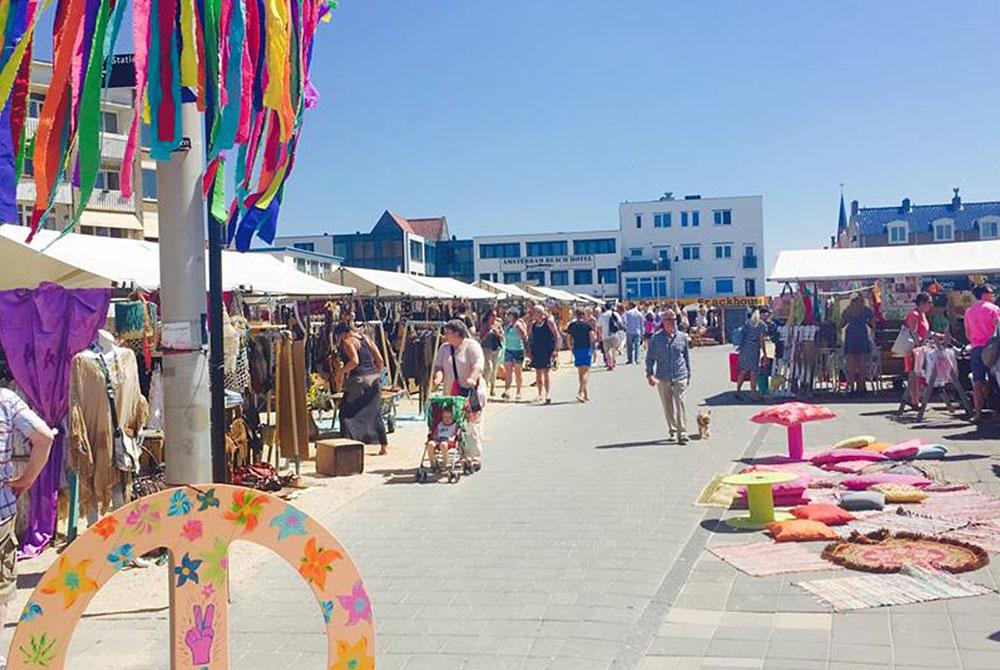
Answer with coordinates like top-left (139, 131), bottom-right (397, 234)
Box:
top-left (415, 395), bottom-right (474, 484)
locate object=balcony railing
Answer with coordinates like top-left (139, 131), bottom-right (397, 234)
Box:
top-left (88, 190), bottom-right (137, 213)
top-left (742, 255), bottom-right (758, 269)
top-left (621, 258), bottom-right (671, 273)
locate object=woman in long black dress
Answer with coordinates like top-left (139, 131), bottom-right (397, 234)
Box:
top-left (334, 323), bottom-right (389, 455)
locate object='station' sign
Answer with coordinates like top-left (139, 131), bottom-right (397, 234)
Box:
top-left (500, 255), bottom-right (595, 269)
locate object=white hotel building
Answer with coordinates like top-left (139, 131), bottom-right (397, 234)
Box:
top-left (472, 193), bottom-right (764, 302)
top-left (618, 194), bottom-right (764, 300)
top-left (474, 230), bottom-right (621, 298)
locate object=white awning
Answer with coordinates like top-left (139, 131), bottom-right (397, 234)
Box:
top-left (334, 267), bottom-right (451, 298)
top-left (769, 240), bottom-right (1000, 283)
top-left (79, 210), bottom-right (144, 231)
top-left (526, 285), bottom-right (584, 303)
top-left (574, 293), bottom-right (604, 305)
top-left (0, 225), bottom-right (354, 295)
top-left (476, 280), bottom-right (535, 300)
top-left (410, 275), bottom-right (495, 300)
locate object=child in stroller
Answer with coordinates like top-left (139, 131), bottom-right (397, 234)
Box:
top-left (416, 395), bottom-right (474, 483)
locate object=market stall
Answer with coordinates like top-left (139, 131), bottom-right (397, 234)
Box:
top-left (768, 241), bottom-right (1000, 401)
top-left (476, 279), bottom-right (536, 301)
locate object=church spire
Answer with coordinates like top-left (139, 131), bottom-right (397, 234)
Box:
top-left (837, 184), bottom-right (848, 235)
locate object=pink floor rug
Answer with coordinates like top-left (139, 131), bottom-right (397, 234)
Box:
top-left (707, 541), bottom-right (842, 577)
top-left (841, 510), bottom-right (965, 537)
top-left (941, 521), bottom-right (1000, 553)
top-left (795, 565), bottom-right (993, 611)
top-left (918, 490), bottom-right (1000, 523)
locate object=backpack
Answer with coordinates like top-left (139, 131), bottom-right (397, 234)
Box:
top-left (608, 312), bottom-right (623, 334)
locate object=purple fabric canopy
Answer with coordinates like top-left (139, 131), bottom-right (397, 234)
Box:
top-left (0, 283), bottom-right (110, 556)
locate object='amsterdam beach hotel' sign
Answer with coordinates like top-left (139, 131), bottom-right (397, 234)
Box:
top-left (501, 255), bottom-right (595, 269)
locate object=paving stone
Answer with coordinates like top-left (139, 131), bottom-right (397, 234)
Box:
top-left (891, 645), bottom-right (962, 667)
top-left (829, 643), bottom-right (892, 665)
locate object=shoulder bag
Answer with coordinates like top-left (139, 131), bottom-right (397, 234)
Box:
top-left (890, 325), bottom-right (915, 357)
top-left (96, 354), bottom-right (141, 473)
top-left (450, 345), bottom-right (483, 413)
top-left (981, 323), bottom-right (1000, 368)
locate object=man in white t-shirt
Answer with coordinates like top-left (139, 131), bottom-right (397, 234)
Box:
top-left (597, 305), bottom-right (622, 370)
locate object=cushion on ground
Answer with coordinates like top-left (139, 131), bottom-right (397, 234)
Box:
top-left (862, 442), bottom-right (893, 453)
top-left (833, 435), bottom-right (877, 449)
top-left (838, 491), bottom-right (886, 511)
top-left (790, 503), bottom-right (856, 526)
top-left (811, 449), bottom-right (888, 466)
top-left (826, 460), bottom-right (880, 474)
top-left (915, 444), bottom-right (948, 460)
top-left (870, 484), bottom-right (928, 503)
top-left (883, 445), bottom-right (920, 461)
top-left (766, 519), bottom-right (840, 542)
top-left (842, 473), bottom-right (931, 490)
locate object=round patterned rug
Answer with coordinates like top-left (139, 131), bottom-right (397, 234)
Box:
top-left (822, 530), bottom-right (989, 574)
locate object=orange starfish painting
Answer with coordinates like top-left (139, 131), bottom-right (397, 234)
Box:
top-left (223, 490), bottom-right (269, 533)
top-left (298, 537), bottom-right (342, 589)
top-left (41, 556), bottom-right (99, 609)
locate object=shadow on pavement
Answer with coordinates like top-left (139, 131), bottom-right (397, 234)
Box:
top-left (699, 518), bottom-right (756, 534)
top-left (595, 439), bottom-right (674, 449)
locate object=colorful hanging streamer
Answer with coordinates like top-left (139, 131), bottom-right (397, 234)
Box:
top-left (0, 0), bottom-right (335, 249)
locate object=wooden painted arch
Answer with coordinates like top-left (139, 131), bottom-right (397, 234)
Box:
top-left (8, 484), bottom-right (375, 670)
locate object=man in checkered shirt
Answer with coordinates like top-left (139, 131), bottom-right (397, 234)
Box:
top-left (0, 387), bottom-right (54, 666)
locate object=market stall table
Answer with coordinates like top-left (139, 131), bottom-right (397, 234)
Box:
top-left (722, 471), bottom-right (798, 529)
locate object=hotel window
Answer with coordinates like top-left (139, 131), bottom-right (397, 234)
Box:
top-left (714, 243), bottom-right (733, 259)
top-left (691, 211), bottom-right (700, 227)
top-left (981, 219), bottom-right (1000, 239)
top-left (550, 270), bottom-right (569, 286)
top-left (625, 278), bottom-right (639, 299)
top-left (681, 211), bottom-right (688, 227)
top-left (713, 209), bottom-right (732, 225)
top-left (655, 276), bottom-right (668, 297)
top-left (479, 242), bottom-right (520, 259)
top-left (574, 269), bottom-right (593, 285)
top-left (681, 245), bottom-right (700, 261)
top-left (682, 279), bottom-right (701, 296)
top-left (933, 220), bottom-right (954, 242)
top-left (101, 111), bottom-right (119, 134)
top-left (526, 240), bottom-right (568, 257)
top-left (480, 272), bottom-right (496, 281)
top-left (597, 268), bottom-right (618, 285)
top-left (21, 158), bottom-right (33, 177)
top-left (635, 214), bottom-right (642, 229)
top-left (715, 277), bottom-right (735, 294)
top-left (503, 271), bottom-right (522, 284)
top-left (95, 169), bottom-right (121, 191)
top-left (629, 247), bottom-right (643, 257)
top-left (293, 242), bottom-right (315, 252)
top-left (887, 223), bottom-right (908, 244)
top-left (27, 93), bottom-right (44, 119)
top-left (141, 168), bottom-right (158, 199)
top-left (654, 212), bottom-right (671, 228)
top-left (526, 271), bottom-right (546, 285)
top-left (573, 238), bottom-right (616, 254)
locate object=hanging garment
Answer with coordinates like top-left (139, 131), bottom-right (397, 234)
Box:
top-left (274, 335), bottom-right (309, 461)
top-left (247, 332), bottom-right (274, 394)
top-left (146, 363), bottom-right (164, 431)
top-left (68, 348), bottom-right (149, 518)
top-left (224, 333), bottom-right (251, 392)
top-left (0, 284), bottom-right (110, 556)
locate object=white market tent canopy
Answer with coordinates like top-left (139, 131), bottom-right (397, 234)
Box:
top-left (410, 275), bottom-right (495, 300)
top-left (0, 226), bottom-right (354, 295)
top-left (769, 239), bottom-right (1000, 283)
top-left (476, 280), bottom-right (536, 300)
top-left (526, 285), bottom-right (583, 303)
top-left (334, 266), bottom-right (451, 299)
top-left (574, 293), bottom-right (604, 306)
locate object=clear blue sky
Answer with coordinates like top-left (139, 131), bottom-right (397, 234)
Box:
top-left (285, 0), bottom-right (1000, 277)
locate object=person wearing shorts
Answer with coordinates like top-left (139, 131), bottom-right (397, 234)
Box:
top-left (528, 305), bottom-right (560, 404)
top-left (0, 388), bottom-right (55, 656)
top-left (566, 309), bottom-right (596, 402)
top-left (965, 284), bottom-right (1000, 422)
top-left (501, 309), bottom-right (527, 400)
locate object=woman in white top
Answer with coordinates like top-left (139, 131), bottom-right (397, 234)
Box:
top-left (433, 320), bottom-right (487, 466)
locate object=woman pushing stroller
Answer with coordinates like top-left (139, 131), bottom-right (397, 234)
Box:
top-left (432, 319), bottom-right (487, 469)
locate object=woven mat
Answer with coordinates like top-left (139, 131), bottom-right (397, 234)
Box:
top-left (918, 490), bottom-right (1000, 523)
top-left (695, 475), bottom-right (738, 508)
top-left (942, 522), bottom-right (1000, 553)
top-left (841, 510), bottom-right (965, 537)
top-left (708, 541), bottom-right (842, 577)
top-left (795, 565), bottom-right (993, 611)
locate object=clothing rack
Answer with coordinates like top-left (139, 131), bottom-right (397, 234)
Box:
top-left (395, 320), bottom-right (445, 412)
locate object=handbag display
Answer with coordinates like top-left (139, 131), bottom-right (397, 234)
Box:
top-left (890, 326), bottom-right (915, 357)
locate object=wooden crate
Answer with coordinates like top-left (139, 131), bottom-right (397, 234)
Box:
top-left (315, 438), bottom-right (365, 477)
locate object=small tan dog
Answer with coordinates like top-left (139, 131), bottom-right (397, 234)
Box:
top-left (696, 410), bottom-right (711, 440)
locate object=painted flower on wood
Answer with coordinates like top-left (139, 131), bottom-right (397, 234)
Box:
top-left (18, 633), bottom-right (57, 667)
top-left (223, 490), bottom-right (268, 533)
top-left (92, 515), bottom-right (118, 540)
top-left (336, 580), bottom-right (372, 626)
top-left (41, 556), bottom-right (99, 608)
top-left (196, 488), bottom-right (220, 511)
top-left (299, 537), bottom-right (342, 589)
top-left (168, 490), bottom-right (193, 517)
top-left (331, 637), bottom-right (374, 670)
top-left (270, 505), bottom-right (308, 541)
top-left (200, 539), bottom-right (230, 587)
top-left (125, 502), bottom-right (161, 536)
top-left (320, 600), bottom-right (334, 624)
top-left (174, 553), bottom-right (203, 588)
top-left (181, 519), bottom-right (204, 542)
top-left (19, 601), bottom-right (42, 622)
top-left (106, 543), bottom-right (135, 569)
